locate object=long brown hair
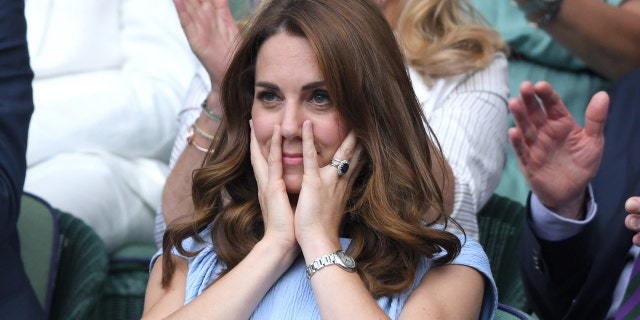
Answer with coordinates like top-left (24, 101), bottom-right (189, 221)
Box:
top-left (163, 0), bottom-right (461, 297)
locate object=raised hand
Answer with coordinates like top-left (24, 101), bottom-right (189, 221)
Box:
top-left (294, 121), bottom-right (361, 254)
top-left (250, 121), bottom-right (297, 250)
top-left (173, 0), bottom-right (240, 89)
top-left (509, 81), bottom-right (609, 218)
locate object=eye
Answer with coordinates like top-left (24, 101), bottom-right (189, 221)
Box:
top-left (256, 90), bottom-right (281, 104)
top-left (310, 90), bottom-right (331, 106)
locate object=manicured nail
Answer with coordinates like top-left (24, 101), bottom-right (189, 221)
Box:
top-left (631, 217), bottom-right (640, 229)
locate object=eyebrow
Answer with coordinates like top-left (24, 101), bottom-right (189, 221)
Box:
top-left (255, 81), bottom-right (326, 91)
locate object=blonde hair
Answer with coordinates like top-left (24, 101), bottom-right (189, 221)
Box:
top-left (396, 0), bottom-right (506, 83)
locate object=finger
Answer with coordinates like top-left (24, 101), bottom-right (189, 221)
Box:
top-left (508, 127), bottom-right (530, 167)
top-left (534, 81), bottom-right (570, 121)
top-left (250, 120), bottom-right (268, 185)
top-left (268, 125), bottom-right (284, 183)
top-left (509, 97), bottom-right (538, 145)
top-left (633, 234), bottom-right (640, 247)
top-left (333, 130), bottom-right (359, 179)
top-left (344, 142), bottom-right (363, 189)
top-left (302, 120), bottom-right (320, 177)
top-left (334, 129), bottom-right (357, 161)
top-left (583, 91), bottom-right (609, 138)
top-left (626, 197), bottom-right (640, 214)
top-left (519, 81), bottom-right (547, 128)
top-left (174, 0), bottom-right (193, 30)
top-left (625, 213), bottom-right (640, 232)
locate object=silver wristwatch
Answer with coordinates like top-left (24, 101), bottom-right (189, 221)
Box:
top-left (306, 250), bottom-right (356, 279)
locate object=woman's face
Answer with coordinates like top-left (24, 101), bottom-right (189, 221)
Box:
top-left (251, 32), bottom-right (348, 194)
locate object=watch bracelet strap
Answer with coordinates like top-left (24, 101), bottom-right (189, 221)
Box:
top-left (306, 250), bottom-right (353, 279)
top-left (514, 0), bottom-right (564, 28)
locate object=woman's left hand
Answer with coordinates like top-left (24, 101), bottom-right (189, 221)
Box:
top-left (294, 121), bottom-right (361, 254)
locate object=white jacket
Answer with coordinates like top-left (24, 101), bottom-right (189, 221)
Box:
top-left (24, 0), bottom-right (198, 251)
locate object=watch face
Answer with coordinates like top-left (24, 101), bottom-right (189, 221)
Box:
top-left (337, 251), bottom-right (356, 269)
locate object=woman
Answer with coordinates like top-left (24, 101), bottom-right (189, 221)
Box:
top-left (144, 0), bottom-right (496, 318)
top-left (157, 0), bottom-right (508, 244)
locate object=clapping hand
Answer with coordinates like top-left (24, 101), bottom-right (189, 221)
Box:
top-left (174, 0), bottom-right (240, 89)
top-left (509, 81), bottom-right (609, 218)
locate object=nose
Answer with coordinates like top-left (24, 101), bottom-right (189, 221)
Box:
top-left (280, 101), bottom-right (303, 139)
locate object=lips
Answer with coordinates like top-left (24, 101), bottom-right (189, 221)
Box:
top-left (282, 152), bottom-right (303, 166)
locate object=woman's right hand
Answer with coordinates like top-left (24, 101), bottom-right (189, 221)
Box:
top-left (173, 0), bottom-right (240, 89)
top-left (250, 121), bottom-right (297, 250)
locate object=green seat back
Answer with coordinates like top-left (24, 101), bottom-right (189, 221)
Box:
top-left (96, 244), bottom-right (157, 320)
top-left (17, 192), bottom-right (60, 316)
top-left (49, 211), bottom-right (109, 320)
top-left (478, 194), bottom-right (529, 311)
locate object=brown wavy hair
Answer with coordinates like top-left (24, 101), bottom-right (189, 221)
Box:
top-left (396, 0), bottom-right (507, 84)
top-left (162, 0), bottom-right (461, 298)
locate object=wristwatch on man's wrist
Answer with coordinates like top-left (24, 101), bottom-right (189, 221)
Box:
top-left (306, 250), bottom-right (356, 279)
top-left (515, 0), bottom-right (564, 28)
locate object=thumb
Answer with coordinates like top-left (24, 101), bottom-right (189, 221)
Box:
top-left (584, 91), bottom-right (609, 138)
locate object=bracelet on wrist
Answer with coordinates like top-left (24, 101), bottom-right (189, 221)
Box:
top-left (187, 126), bottom-right (213, 153)
top-left (201, 98), bottom-right (223, 121)
top-left (193, 123), bottom-right (216, 141)
top-left (514, 0), bottom-right (564, 28)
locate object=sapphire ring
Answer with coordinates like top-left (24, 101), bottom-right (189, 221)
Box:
top-left (330, 159), bottom-right (349, 176)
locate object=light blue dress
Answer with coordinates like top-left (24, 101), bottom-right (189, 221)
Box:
top-left (152, 225), bottom-right (498, 319)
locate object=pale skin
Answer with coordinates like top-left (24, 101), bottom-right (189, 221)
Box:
top-left (508, 81), bottom-right (608, 219)
top-left (143, 32), bottom-right (484, 319)
top-left (510, 81), bottom-right (640, 245)
top-left (513, 0), bottom-right (640, 80)
top-left (624, 197), bottom-right (640, 246)
top-left (161, 0), bottom-right (236, 224)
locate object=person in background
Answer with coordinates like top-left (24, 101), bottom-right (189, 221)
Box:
top-left (23, 0), bottom-right (198, 252)
top-left (510, 68), bottom-right (640, 318)
top-left (143, 1), bottom-right (497, 318)
top-left (156, 0), bottom-right (509, 245)
top-left (0, 0), bottom-right (45, 318)
top-left (470, 0), bottom-right (640, 205)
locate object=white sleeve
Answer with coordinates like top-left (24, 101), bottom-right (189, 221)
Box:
top-left (168, 65), bottom-right (212, 169)
top-left (428, 53), bottom-right (509, 240)
top-left (155, 64), bottom-right (210, 248)
top-left (27, 0), bottom-right (198, 164)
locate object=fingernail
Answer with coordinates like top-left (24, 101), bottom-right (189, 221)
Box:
top-left (631, 217), bottom-right (640, 229)
top-left (627, 198), bottom-right (640, 211)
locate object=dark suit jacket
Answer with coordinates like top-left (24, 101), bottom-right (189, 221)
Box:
top-left (520, 68), bottom-right (640, 320)
top-left (0, 1), bottom-right (44, 318)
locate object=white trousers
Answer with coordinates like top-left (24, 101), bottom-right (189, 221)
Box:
top-left (24, 151), bottom-right (168, 252)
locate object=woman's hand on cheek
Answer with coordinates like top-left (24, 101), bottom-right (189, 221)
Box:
top-left (250, 121), bottom-right (296, 250)
top-left (295, 121), bottom-right (361, 254)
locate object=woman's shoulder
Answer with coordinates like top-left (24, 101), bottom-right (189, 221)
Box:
top-left (451, 235), bottom-right (498, 319)
top-left (150, 225), bottom-right (217, 270)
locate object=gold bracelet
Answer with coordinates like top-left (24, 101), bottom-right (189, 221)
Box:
top-left (187, 126), bottom-right (213, 153)
top-left (193, 123), bottom-right (216, 140)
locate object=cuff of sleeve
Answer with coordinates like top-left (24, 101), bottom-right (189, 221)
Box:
top-left (530, 185), bottom-right (597, 241)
